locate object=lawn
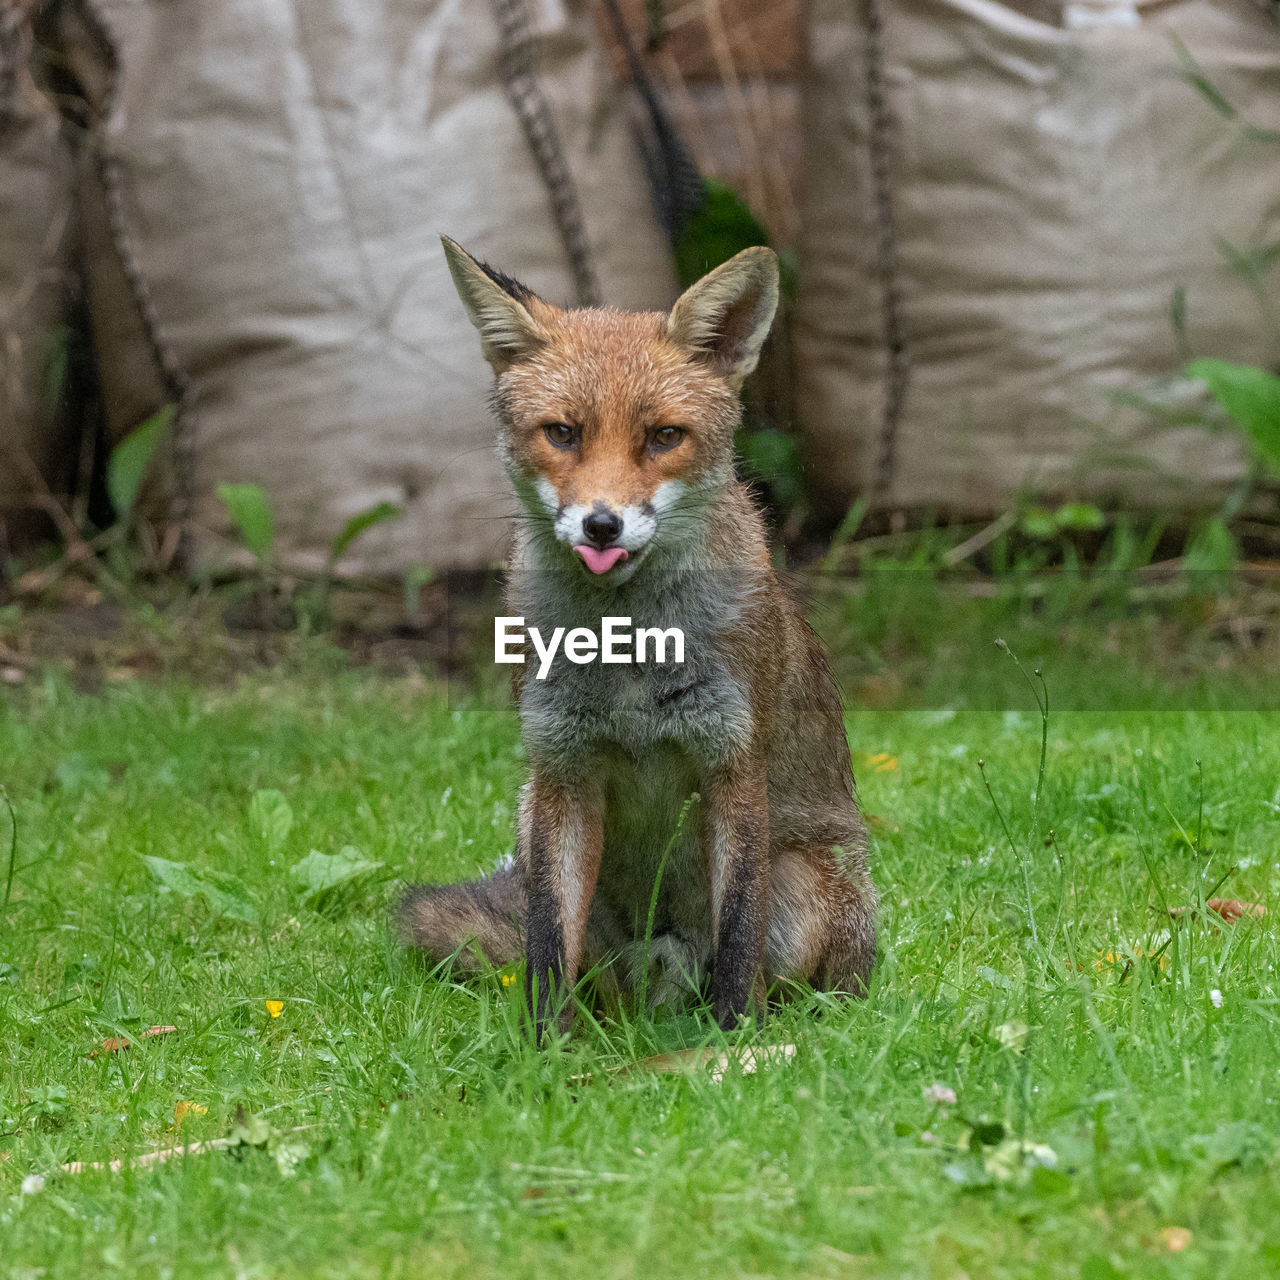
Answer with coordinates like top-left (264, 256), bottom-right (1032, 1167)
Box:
top-left (1, 577), bottom-right (1279, 1278)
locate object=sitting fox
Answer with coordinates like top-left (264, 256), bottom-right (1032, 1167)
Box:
top-left (398, 238), bottom-right (877, 1036)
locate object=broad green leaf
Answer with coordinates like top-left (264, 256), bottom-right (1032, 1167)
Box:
top-left (403, 563), bottom-right (435, 617)
top-left (1019, 507), bottom-right (1057, 540)
top-left (290, 846), bottom-right (384, 910)
top-left (328, 502), bottom-right (403, 567)
top-left (994, 1019), bottom-right (1030, 1053)
top-left (967, 1119), bottom-right (1008, 1147)
top-left (735, 428), bottom-right (805, 512)
top-left (272, 1135), bottom-right (312, 1178)
top-left (143, 855), bottom-right (258, 923)
top-left (143, 855), bottom-right (204, 899)
top-left (216, 482), bottom-right (276, 559)
top-left (98, 973), bottom-right (139, 1021)
top-left (1186, 358), bottom-right (1280, 477)
top-left (228, 1110), bottom-right (274, 1149)
top-left (107, 406), bottom-right (173, 520)
top-left (193, 882), bottom-right (257, 924)
top-left (1182, 516), bottom-right (1237, 577)
top-left (248, 789), bottom-right (293, 854)
top-left (673, 179), bottom-right (771, 290)
top-left (22, 1084), bottom-right (68, 1120)
top-left (1053, 503), bottom-right (1105, 532)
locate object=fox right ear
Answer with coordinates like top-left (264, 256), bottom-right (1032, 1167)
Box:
top-left (441, 236), bottom-right (547, 373)
top-left (667, 246), bottom-right (779, 389)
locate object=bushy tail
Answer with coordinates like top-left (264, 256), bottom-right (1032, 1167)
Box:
top-left (395, 862), bottom-right (525, 972)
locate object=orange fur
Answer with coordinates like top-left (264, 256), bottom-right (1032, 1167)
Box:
top-left (397, 240), bottom-right (877, 1039)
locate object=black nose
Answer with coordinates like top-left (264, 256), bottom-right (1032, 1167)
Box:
top-left (581, 508), bottom-right (623, 547)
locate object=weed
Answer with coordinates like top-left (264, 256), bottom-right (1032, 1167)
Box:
top-left (215, 481), bottom-right (404, 630)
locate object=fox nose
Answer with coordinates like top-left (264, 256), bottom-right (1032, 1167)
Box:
top-left (581, 508), bottom-right (623, 547)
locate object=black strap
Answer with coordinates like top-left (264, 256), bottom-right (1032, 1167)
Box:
top-left (597, 0), bottom-right (706, 241)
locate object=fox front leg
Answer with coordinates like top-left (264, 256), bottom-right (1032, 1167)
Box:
top-left (521, 776), bottom-right (604, 1042)
top-left (704, 756), bottom-right (770, 1029)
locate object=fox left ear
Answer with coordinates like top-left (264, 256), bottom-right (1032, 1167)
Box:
top-left (441, 235), bottom-right (548, 373)
top-left (666, 246), bottom-right (780, 388)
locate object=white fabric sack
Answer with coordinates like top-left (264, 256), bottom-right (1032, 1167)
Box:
top-left (796, 0), bottom-right (1280, 518)
top-left (61, 0), bottom-right (677, 572)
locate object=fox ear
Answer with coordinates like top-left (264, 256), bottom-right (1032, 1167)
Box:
top-left (441, 236), bottom-right (548, 373)
top-left (666, 246), bottom-right (779, 388)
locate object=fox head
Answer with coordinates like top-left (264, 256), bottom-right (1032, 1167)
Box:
top-left (442, 236), bottom-right (779, 583)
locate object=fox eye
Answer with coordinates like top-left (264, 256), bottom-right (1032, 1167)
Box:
top-left (650, 426), bottom-right (685, 452)
top-left (543, 422), bottom-right (576, 449)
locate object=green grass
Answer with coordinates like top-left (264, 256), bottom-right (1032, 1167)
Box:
top-left (2, 594), bottom-right (1279, 1278)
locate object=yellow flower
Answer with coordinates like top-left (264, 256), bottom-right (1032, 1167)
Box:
top-left (174, 1100), bottom-right (208, 1125)
top-left (265, 999), bottom-right (285, 1018)
top-left (864, 752), bottom-right (900, 773)
top-left (1094, 947), bottom-right (1169, 973)
top-left (501, 973), bottom-right (516, 987)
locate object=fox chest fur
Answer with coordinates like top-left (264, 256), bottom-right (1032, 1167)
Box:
top-left (509, 556), bottom-right (753, 950)
top-left (510, 558), bottom-right (755, 769)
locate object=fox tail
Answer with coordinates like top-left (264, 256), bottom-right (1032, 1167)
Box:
top-left (395, 860), bottom-right (525, 972)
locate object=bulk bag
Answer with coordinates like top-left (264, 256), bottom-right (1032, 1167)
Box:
top-left (54, 0), bottom-right (677, 572)
top-left (796, 0), bottom-right (1280, 518)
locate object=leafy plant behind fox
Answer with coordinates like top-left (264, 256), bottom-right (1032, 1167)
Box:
top-left (398, 238), bottom-right (877, 1038)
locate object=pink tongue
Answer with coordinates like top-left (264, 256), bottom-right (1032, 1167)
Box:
top-left (573, 545), bottom-right (628, 574)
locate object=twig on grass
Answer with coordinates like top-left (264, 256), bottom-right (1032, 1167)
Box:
top-left (60, 1125), bottom-right (317, 1175)
top-left (942, 511), bottom-right (1017, 568)
top-left (568, 1042), bottom-right (796, 1089)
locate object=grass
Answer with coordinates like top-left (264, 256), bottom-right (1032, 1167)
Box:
top-left (1, 580), bottom-right (1279, 1278)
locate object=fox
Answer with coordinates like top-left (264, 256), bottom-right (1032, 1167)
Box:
top-left (397, 236), bottom-right (877, 1038)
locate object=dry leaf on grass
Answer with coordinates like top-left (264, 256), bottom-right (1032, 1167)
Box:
top-left (567, 1043), bottom-right (797, 1090)
top-left (1170, 898), bottom-right (1266, 924)
top-left (863, 752), bottom-right (900, 773)
top-left (1207, 898), bottom-right (1265, 922)
top-left (634, 1043), bottom-right (797, 1083)
top-left (1158, 1226), bottom-right (1193, 1253)
top-left (62, 1137), bottom-right (236, 1174)
top-left (88, 1025), bottom-right (178, 1057)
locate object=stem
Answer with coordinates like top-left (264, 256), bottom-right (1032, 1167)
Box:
top-left (1, 787), bottom-right (15, 928)
top-left (978, 758), bottom-right (1039, 948)
top-left (992, 641), bottom-right (1051, 949)
top-left (638, 792), bottom-right (699, 1010)
top-left (1195, 759), bottom-right (1204, 854)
